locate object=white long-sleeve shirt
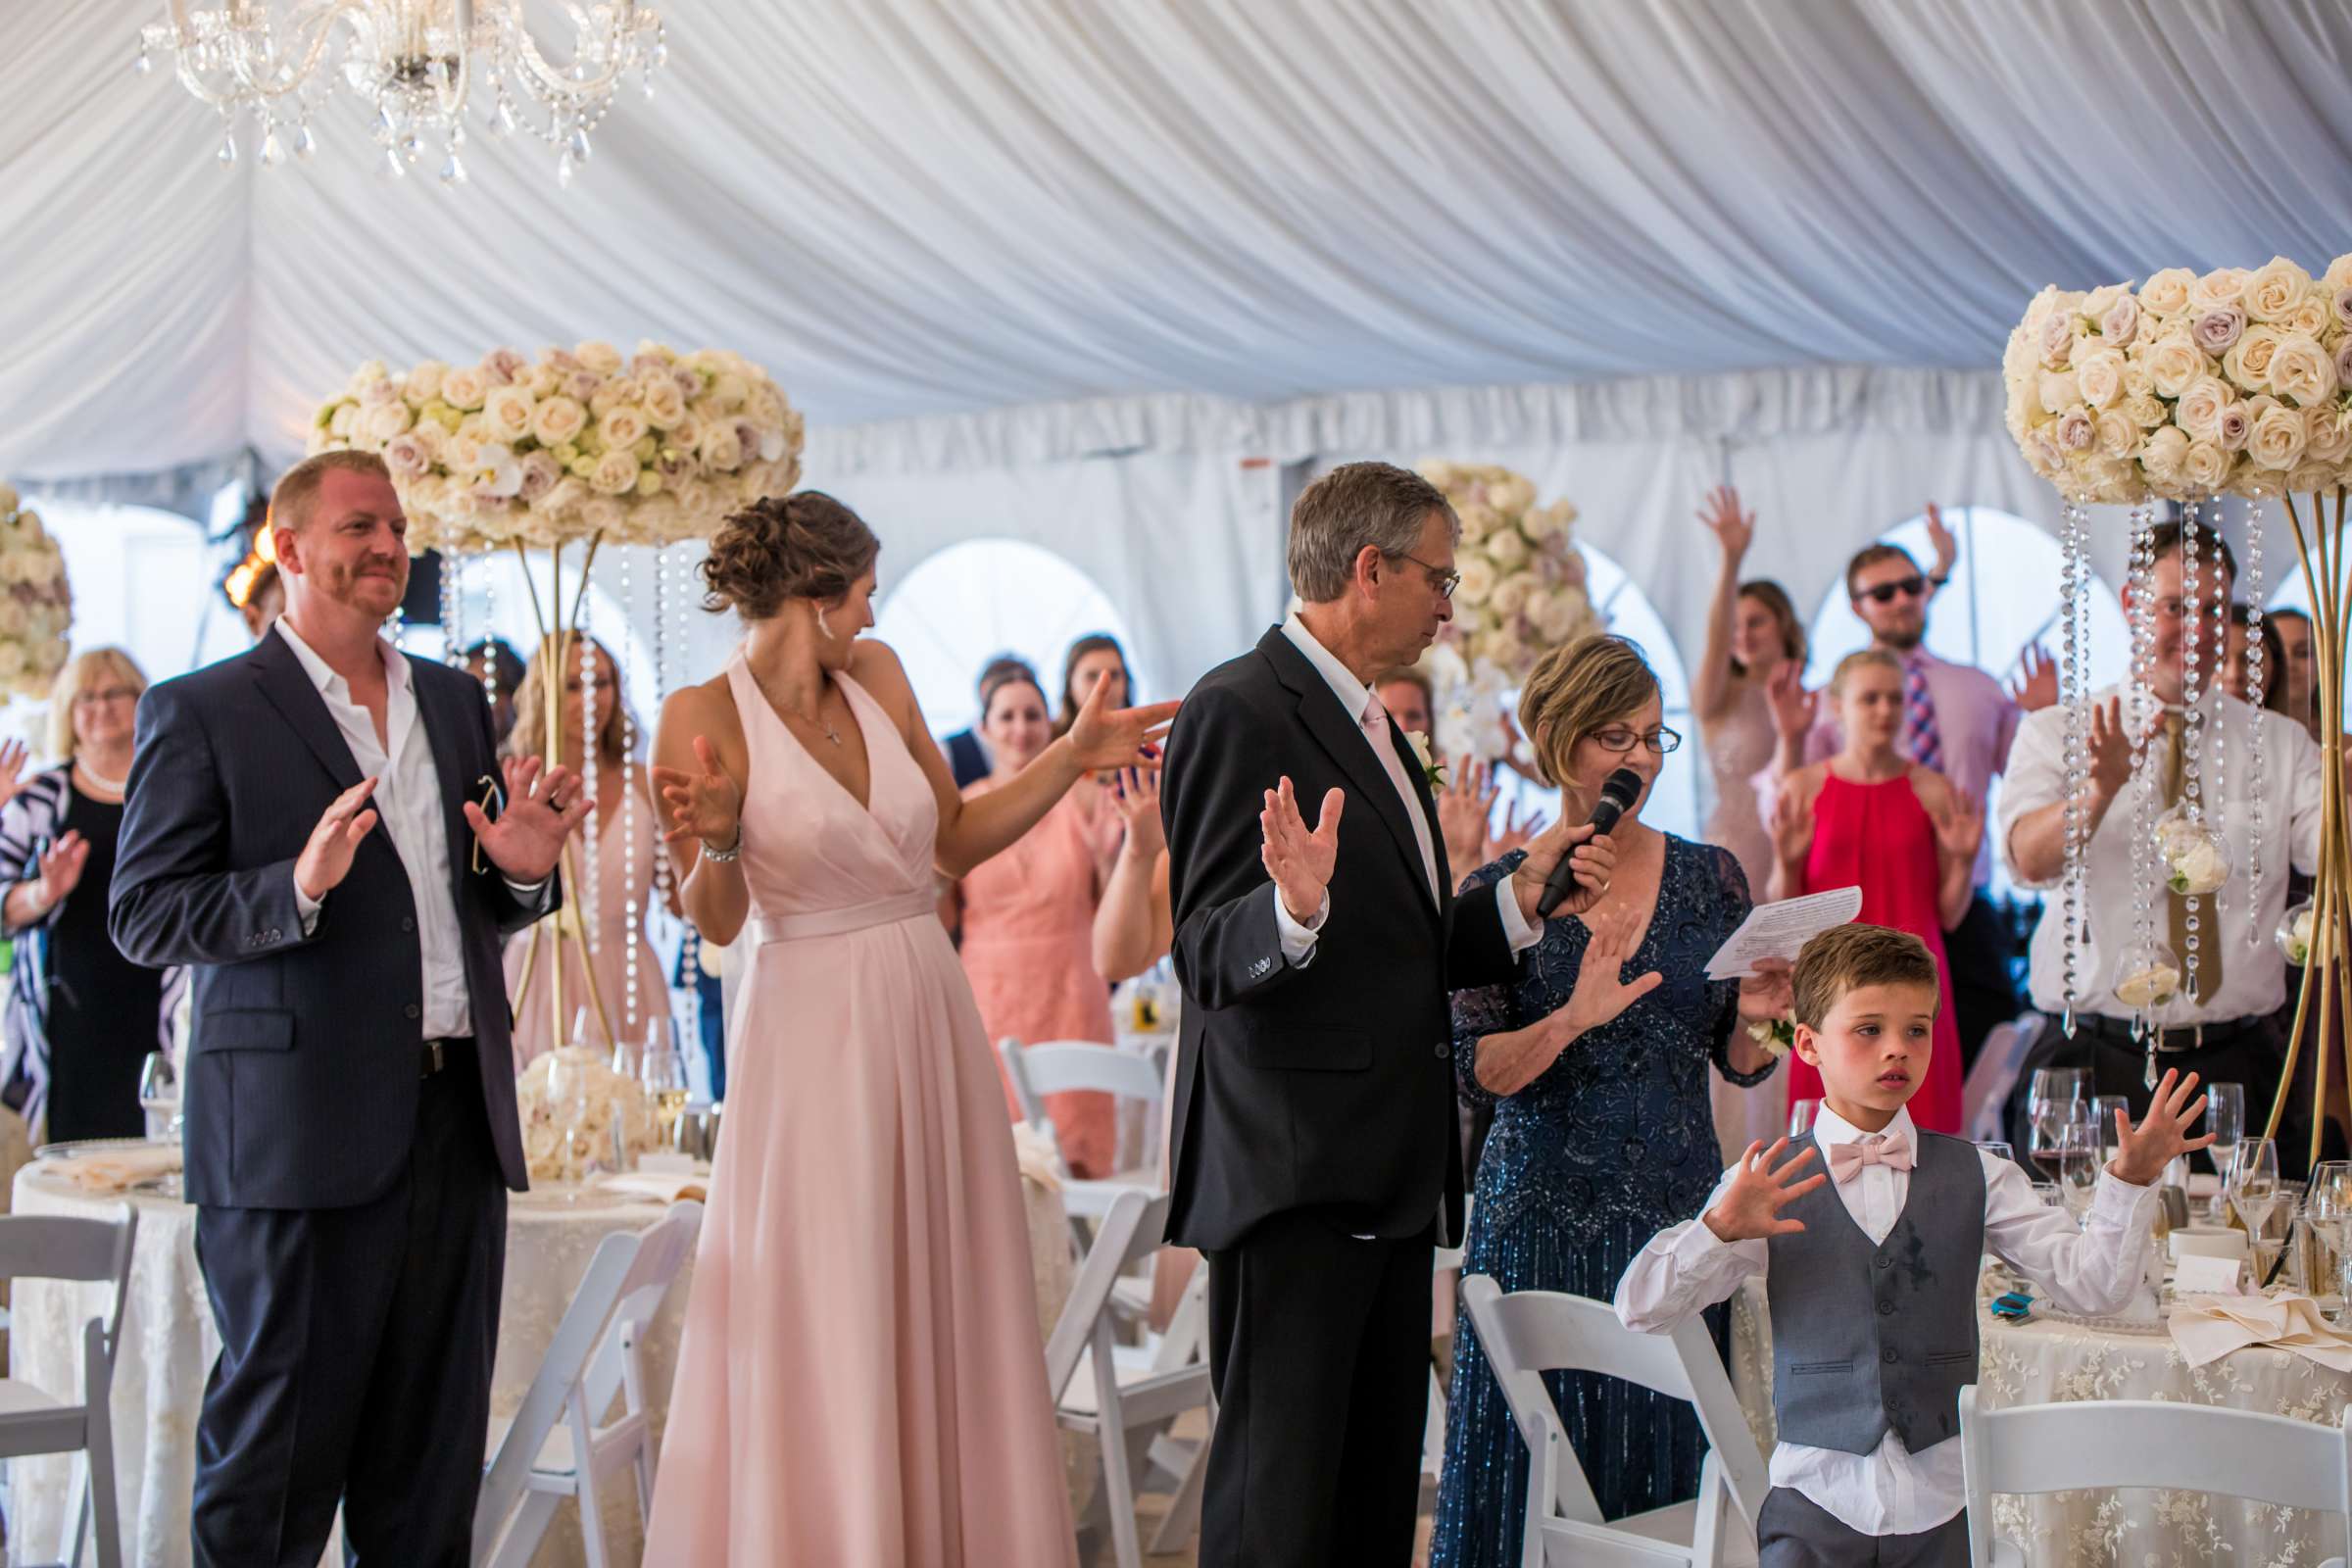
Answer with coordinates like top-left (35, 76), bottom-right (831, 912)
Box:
top-left (1614, 1103), bottom-right (2158, 1538)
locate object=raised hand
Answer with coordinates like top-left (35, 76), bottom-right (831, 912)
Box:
top-left (1737, 956), bottom-right (1794, 1025)
top-left (1557, 902), bottom-right (1663, 1040)
top-left (2085, 696), bottom-right (2149, 804)
top-left (1925, 501), bottom-right (1958, 584)
top-left (1111, 765), bottom-right (1164, 859)
top-left (0, 738), bottom-right (29, 810)
top-left (1066, 678), bottom-right (1181, 774)
top-left (1697, 484), bottom-right (1754, 564)
top-left (1512, 817), bottom-right (1618, 923)
top-left (1437, 755), bottom-right (1499, 874)
top-left (2010, 643), bottom-right (2059, 712)
top-left (294, 777), bottom-right (381, 902)
top-left (33, 829), bottom-right (89, 911)
top-left (1764, 662), bottom-right (1814, 744)
top-left (466, 755), bottom-right (592, 881)
top-left (1770, 784), bottom-right (1816, 868)
top-left (2110, 1068), bottom-right (2217, 1186)
top-left (1260, 776), bottom-right (1342, 924)
top-left (1488, 801), bottom-right (1544, 861)
top-left (1933, 794), bottom-right (1985, 866)
top-left (1704, 1139), bottom-right (1828, 1243)
top-left (652, 736), bottom-right (745, 852)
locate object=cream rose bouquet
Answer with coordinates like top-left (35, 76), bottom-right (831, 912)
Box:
top-left (2005, 255), bottom-right (2352, 502)
top-left (309, 341), bottom-right (806, 554)
top-left (0, 484), bottom-right (74, 701)
top-left (514, 1045), bottom-right (657, 1184)
top-left (1416, 462), bottom-right (1600, 684)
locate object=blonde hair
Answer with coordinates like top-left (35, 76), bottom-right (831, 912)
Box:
top-left (1829, 647), bottom-right (1903, 698)
top-left (1791, 922), bottom-right (1940, 1030)
top-left (1517, 634), bottom-right (1659, 790)
top-left (50, 647), bottom-right (148, 761)
top-left (270, 450), bottom-right (393, 536)
top-left (505, 636), bottom-right (637, 766)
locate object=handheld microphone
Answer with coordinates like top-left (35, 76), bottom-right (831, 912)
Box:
top-left (1536, 766), bottom-right (1642, 919)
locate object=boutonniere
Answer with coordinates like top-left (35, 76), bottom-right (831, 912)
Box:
top-left (1745, 1013), bottom-right (1796, 1058)
top-left (1404, 729), bottom-right (1446, 792)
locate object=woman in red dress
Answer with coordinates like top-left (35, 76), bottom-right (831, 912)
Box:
top-left (1770, 649), bottom-right (1982, 1132)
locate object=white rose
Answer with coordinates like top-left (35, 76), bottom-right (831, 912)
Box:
top-left (575, 341), bottom-right (624, 376)
top-left (641, 378), bottom-right (688, 428)
top-left (482, 385), bottom-right (536, 444)
top-left (2123, 392), bottom-right (2167, 429)
top-left (2074, 349), bottom-right (2125, 409)
top-left (440, 368), bottom-right (488, 411)
top-left (2138, 268), bottom-right (2197, 319)
top-left (1491, 572), bottom-right (1535, 617)
top-left (599, 406), bottom-right (651, 452)
top-left (2217, 403), bottom-right (2253, 453)
top-left (2139, 424), bottom-right (2190, 478)
top-left (542, 476), bottom-right (590, 517)
top-left (359, 400), bottom-right (414, 446)
top-left (1417, 461), bottom-right (1461, 490)
top-left (345, 359), bottom-right (390, 397)
top-left (1484, 526), bottom-right (1529, 569)
top-left (2082, 283), bottom-right (2127, 324)
top-left (381, 433), bottom-right (430, 480)
top-left (2327, 255), bottom-right (2352, 293)
top-left (1490, 475), bottom-right (1537, 514)
top-left (530, 396), bottom-right (588, 448)
top-left (579, 496), bottom-right (626, 536)
top-left (408, 418), bottom-right (447, 465)
top-left (699, 424), bottom-right (744, 472)
top-left (2038, 367), bottom-right (2081, 416)
top-left (2249, 404), bottom-right (2309, 471)
top-left (2244, 256), bottom-right (2314, 321)
top-left (2095, 409), bottom-right (2137, 460)
top-left (2224, 323), bottom-right (2284, 392)
top-left (328, 403), bottom-right (359, 440)
top-left (709, 373), bottom-right (751, 412)
top-left (445, 431), bottom-right (488, 475)
top-left (2120, 358), bottom-right (2154, 399)
top-left (2306, 405), bottom-right (2352, 466)
top-left (1456, 503), bottom-right (1497, 544)
top-left (756, 424), bottom-right (789, 463)
top-left (2181, 440), bottom-right (2231, 491)
top-left (2139, 331), bottom-right (2206, 398)
top-left (2054, 409), bottom-right (2095, 452)
top-left (1456, 558), bottom-right (1497, 604)
top-left (2099, 292), bottom-right (2141, 347)
top-left (1538, 586), bottom-right (1592, 644)
top-left (2279, 293), bottom-right (2332, 339)
top-left (2288, 460), bottom-right (2341, 497)
top-left (2190, 267), bottom-right (2250, 313)
top-left (2114, 964), bottom-right (2181, 1009)
top-left (674, 479), bottom-right (719, 521)
top-left (2174, 375), bottom-right (2230, 441)
top-left (2168, 838), bottom-right (2230, 896)
top-left (2267, 335), bottom-right (2338, 408)
top-left (588, 450), bottom-right (641, 496)
top-left (404, 361), bottom-right (448, 407)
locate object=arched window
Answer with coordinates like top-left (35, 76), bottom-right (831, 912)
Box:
top-left (874, 538), bottom-right (1143, 736)
top-left (1803, 508), bottom-right (2130, 902)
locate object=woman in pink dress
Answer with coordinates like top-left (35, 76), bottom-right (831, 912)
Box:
top-left (643, 493), bottom-right (1177, 1566)
top-left (944, 665), bottom-right (1124, 1176)
top-left (500, 637), bottom-right (668, 1067)
top-left (1770, 649), bottom-right (1982, 1133)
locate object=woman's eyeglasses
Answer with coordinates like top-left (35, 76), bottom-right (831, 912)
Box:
top-left (1592, 725), bottom-right (1682, 756)
top-left (1854, 576), bottom-right (1927, 606)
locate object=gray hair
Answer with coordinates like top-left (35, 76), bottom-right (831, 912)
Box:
top-left (1287, 462), bottom-right (1458, 605)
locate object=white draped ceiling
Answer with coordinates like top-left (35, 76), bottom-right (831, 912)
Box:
top-left (6, 0), bottom-right (2351, 692)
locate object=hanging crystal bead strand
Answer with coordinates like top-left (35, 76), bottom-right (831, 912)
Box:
top-left (2245, 497), bottom-right (2268, 944)
top-left (619, 544), bottom-right (640, 1045)
top-left (2208, 499), bottom-right (2230, 925)
top-left (2182, 504), bottom-right (2206, 1006)
top-left (2059, 496), bottom-right (2089, 1037)
top-left (660, 544), bottom-right (699, 1064)
top-left (579, 576), bottom-right (600, 979)
top-left (2128, 507), bottom-right (2160, 1081)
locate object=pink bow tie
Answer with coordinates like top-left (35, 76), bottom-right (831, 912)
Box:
top-left (1826, 1135), bottom-right (1914, 1184)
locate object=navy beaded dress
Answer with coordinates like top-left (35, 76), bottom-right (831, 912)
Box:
top-left (1430, 836), bottom-right (1775, 1567)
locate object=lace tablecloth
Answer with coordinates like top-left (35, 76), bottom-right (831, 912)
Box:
top-left (1730, 1276), bottom-right (2352, 1568)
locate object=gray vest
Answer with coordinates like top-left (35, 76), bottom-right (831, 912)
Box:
top-left (1764, 1129), bottom-right (1984, 1454)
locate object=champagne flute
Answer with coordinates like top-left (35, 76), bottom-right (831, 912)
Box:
top-left (2230, 1138), bottom-right (2283, 1283)
top-left (2056, 1113), bottom-right (2103, 1228)
top-left (2092, 1095), bottom-right (2129, 1167)
top-left (2306, 1161), bottom-right (2352, 1321)
top-left (639, 1021), bottom-right (690, 1152)
top-left (1788, 1099), bottom-right (1820, 1140)
top-left (2205, 1082), bottom-right (2246, 1218)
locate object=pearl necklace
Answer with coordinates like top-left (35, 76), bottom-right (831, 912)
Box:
top-left (76, 759), bottom-right (128, 794)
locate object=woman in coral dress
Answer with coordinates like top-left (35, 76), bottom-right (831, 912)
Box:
top-left (944, 665), bottom-right (1123, 1177)
top-left (1770, 649), bottom-right (1981, 1133)
top-left (641, 493), bottom-right (1176, 1566)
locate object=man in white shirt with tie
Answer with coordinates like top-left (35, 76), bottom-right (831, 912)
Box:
top-left (112, 451), bottom-right (589, 1567)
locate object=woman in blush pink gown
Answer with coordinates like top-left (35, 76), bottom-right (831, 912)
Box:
top-left (641, 493), bottom-right (1177, 1567)
top-left (945, 666), bottom-right (1123, 1177)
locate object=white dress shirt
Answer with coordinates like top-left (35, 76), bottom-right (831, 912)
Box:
top-left (1271, 612), bottom-right (1541, 965)
top-left (279, 621), bottom-right (526, 1041)
top-left (1614, 1102), bottom-right (2157, 1538)
top-left (1999, 684), bottom-right (2324, 1023)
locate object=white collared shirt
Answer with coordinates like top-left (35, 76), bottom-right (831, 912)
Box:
top-left (1614, 1103), bottom-right (2158, 1538)
top-left (279, 621), bottom-right (483, 1041)
top-left (1999, 683), bottom-right (2324, 1023)
top-left (1272, 612), bottom-right (1540, 963)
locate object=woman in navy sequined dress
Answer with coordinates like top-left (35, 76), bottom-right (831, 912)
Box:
top-left (1431, 637), bottom-right (1785, 1567)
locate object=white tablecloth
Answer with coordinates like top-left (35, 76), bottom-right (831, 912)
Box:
top-left (1730, 1275), bottom-right (2352, 1567)
top-left (7, 1166), bottom-right (694, 1568)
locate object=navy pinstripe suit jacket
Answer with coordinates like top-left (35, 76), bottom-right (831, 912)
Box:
top-left (108, 627), bottom-right (558, 1209)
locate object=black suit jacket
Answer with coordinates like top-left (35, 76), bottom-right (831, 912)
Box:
top-left (943, 728), bottom-right (990, 790)
top-left (1162, 626), bottom-right (1520, 1251)
top-left (109, 628), bottom-right (557, 1209)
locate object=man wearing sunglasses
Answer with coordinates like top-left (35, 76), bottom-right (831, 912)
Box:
top-left (1773, 508), bottom-right (2035, 1070)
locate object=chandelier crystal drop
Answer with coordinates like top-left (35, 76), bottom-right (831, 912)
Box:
top-left (137, 0), bottom-right (664, 185)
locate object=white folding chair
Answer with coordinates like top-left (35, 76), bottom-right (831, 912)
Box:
top-left (0, 1205), bottom-right (135, 1568)
top-left (1424, 1230), bottom-right (1470, 1504)
top-left (1958, 1386), bottom-right (2352, 1568)
top-left (997, 1038), bottom-right (1168, 1214)
top-left (473, 1200), bottom-right (703, 1568)
top-left (1044, 1189), bottom-right (1213, 1568)
top-left (1462, 1275), bottom-right (1765, 1568)
top-left (1961, 1008), bottom-right (2042, 1142)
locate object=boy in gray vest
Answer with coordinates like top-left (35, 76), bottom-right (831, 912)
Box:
top-left (1616, 923), bottom-right (2210, 1566)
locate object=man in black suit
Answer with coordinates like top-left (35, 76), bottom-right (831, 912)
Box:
top-left (941, 651), bottom-right (1037, 788)
top-left (110, 451), bottom-right (588, 1566)
top-left (1161, 461), bottom-right (1612, 1565)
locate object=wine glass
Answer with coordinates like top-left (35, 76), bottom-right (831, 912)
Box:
top-left (1976, 1140), bottom-right (2015, 1168)
top-left (639, 1022), bottom-right (689, 1152)
top-left (2205, 1082), bottom-right (2246, 1216)
top-left (2056, 1115), bottom-right (2103, 1227)
top-left (1788, 1099), bottom-right (1820, 1140)
top-left (2230, 1138), bottom-right (2283, 1283)
top-left (2029, 1067), bottom-right (2088, 1116)
top-left (2306, 1161), bottom-right (2352, 1321)
top-left (138, 1051), bottom-right (179, 1143)
top-left (2092, 1096), bottom-right (2129, 1167)
top-left (2029, 1094), bottom-right (2088, 1188)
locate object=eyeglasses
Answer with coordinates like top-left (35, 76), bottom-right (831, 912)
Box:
top-left (1391, 553), bottom-right (1460, 600)
top-left (73, 686), bottom-right (139, 709)
top-left (1592, 725), bottom-right (1683, 756)
top-left (1854, 576), bottom-right (1927, 606)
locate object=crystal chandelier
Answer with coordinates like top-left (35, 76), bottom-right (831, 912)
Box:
top-left (136, 1), bottom-right (666, 187)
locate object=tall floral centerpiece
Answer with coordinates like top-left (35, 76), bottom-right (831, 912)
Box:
top-left (0, 484), bottom-right (74, 702)
top-left (2006, 256), bottom-right (2352, 1158)
top-left (312, 341), bottom-right (803, 1055)
top-left (1413, 462), bottom-right (1601, 763)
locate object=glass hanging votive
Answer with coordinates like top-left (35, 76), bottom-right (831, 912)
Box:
top-left (2114, 941), bottom-right (2184, 1012)
top-left (2153, 805), bottom-right (2232, 897)
top-left (2278, 901), bottom-right (2317, 967)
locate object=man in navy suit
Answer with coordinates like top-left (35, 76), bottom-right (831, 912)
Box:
top-left (111, 451), bottom-right (588, 1566)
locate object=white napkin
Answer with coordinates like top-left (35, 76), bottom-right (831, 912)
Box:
top-left (45, 1144), bottom-right (179, 1195)
top-left (2170, 1291), bottom-right (2352, 1371)
top-left (2173, 1252), bottom-right (2247, 1296)
top-left (1009, 1122), bottom-right (1063, 1193)
top-left (596, 1170), bottom-right (709, 1205)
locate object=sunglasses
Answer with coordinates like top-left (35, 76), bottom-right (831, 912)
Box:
top-left (1855, 575), bottom-right (1927, 606)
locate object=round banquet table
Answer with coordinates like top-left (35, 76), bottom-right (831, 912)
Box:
top-left (1729, 1273), bottom-right (2352, 1567)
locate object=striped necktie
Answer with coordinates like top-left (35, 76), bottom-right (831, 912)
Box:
top-left (1900, 653), bottom-right (1944, 772)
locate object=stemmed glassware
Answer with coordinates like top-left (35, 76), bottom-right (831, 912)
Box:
top-left (639, 1019), bottom-right (689, 1153)
top-left (2055, 1111), bottom-right (2104, 1228)
top-left (2204, 1083), bottom-right (2246, 1220)
top-left (2229, 1138), bottom-right (2283, 1284)
top-left (2305, 1161), bottom-right (2352, 1321)
top-left (1788, 1100), bottom-right (1819, 1141)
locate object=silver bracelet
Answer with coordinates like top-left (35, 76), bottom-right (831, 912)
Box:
top-left (702, 831), bottom-right (743, 863)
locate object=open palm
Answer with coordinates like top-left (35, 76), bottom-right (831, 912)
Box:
top-left (1260, 776), bottom-right (1342, 923)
